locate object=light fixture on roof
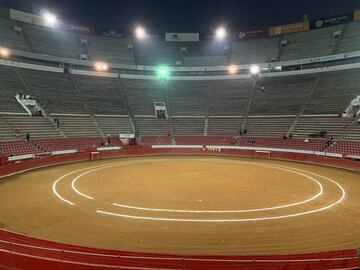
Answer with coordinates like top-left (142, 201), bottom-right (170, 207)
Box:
top-left (134, 26), bottom-right (147, 40)
top-left (94, 62), bottom-right (108, 72)
top-left (228, 64), bottom-right (238, 75)
top-left (43, 11), bottom-right (57, 27)
top-left (250, 65), bottom-right (260, 75)
top-left (0, 47), bottom-right (10, 58)
top-left (157, 66), bottom-right (170, 79)
top-left (215, 26), bottom-right (227, 40)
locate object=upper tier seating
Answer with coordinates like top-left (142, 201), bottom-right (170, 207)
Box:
top-left (51, 115), bottom-right (100, 137)
top-left (168, 81), bottom-right (208, 116)
top-left (123, 79), bottom-right (166, 116)
top-left (73, 75), bottom-right (129, 115)
top-left (19, 69), bottom-right (88, 114)
top-left (280, 24), bottom-right (344, 61)
top-left (2, 116), bottom-right (61, 138)
top-left (207, 117), bottom-right (243, 136)
top-left (230, 37), bottom-right (279, 64)
top-left (0, 66), bottom-right (28, 113)
top-left (0, 119), bottom-right (16, 141)
top-left (246, 116), bottom-right (294, 137)
top-left (78, 34), bottom-right (135, 64)
top-left (173, 117), bottom-right (205, 135)
top-left (135, 117), bottom-right (171, 135)
top-left (0, 17), bottom-right (31, 51)
top-left (22, 23), bottom-right (83, 59)
top-left (304, 69), bottom-right (360, 114)
top-left (208, 79), bottom-right (252, 116)
top-left (337, 22), bottom-right (360, 53)
top-left (95, 116), bottom-right (133, 136)
top-left (250, 74), bottom-right (317, 115)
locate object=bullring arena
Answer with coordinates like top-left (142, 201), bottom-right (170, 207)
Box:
top-left (1, 155), bottom-right (360, 256)
top-left (1, 2), bottom-right (360, 269)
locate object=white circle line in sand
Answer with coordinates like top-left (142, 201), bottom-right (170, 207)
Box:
top-left (72, 159), bottom-right (323, 213)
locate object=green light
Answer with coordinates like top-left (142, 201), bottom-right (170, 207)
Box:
top-left (157, 66), bottom-right (170, 79)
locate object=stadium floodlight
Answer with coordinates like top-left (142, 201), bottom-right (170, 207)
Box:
top-left (228, 64), bottom-right (238, 75)
top-left (134, 26), bottom-right (147, 40)
top-left (250, 65), bottom-right (260, 75)
top-left (94, 62), bottom-right (108, 72)
top-left (43, 11), bottom-right (57, 27)
top-left (157, 66), bottom-right (170, 79)
top-left (0, 47), bottom-right (10, 58)
top-left (215, 26), bottom-right (227, 40)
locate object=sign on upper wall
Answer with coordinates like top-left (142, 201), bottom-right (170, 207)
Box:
top-left (165, 33), bottom-right (199, 42)
top-left (354, 9), bottom-right (360, 21)
top-left (238, 28), bottom-right (268, 39)
top-left (269, 21), bottom-right (309, 36)
top-left (96, 27), bottom-right (124, 38)
top-left (310, 12), bottom-right (353, 30)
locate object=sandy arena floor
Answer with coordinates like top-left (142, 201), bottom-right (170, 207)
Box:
top-left (0, 155), bottom-right (359, 255)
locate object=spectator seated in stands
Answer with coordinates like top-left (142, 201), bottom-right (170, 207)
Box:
top-left (25, 133), bottom-right (30, 142)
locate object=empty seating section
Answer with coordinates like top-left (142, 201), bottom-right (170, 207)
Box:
top-left (343, 122), bottom-right (360, 140)
top-left (22, 23), bottom-right (82, 58)
top-left (135, 117), bottom-right (170, 135)
top-left (230, 37), bottom-right (279, 64)
top-left (0, 17), bottom-right (30, 51)
top-left (280, 25), bottom-right (343, 61)
top-left (142, 135), bottom-right (172, 145)
top-left (207, 117), bottom-right (242, 135)
top-left (292, 116), bottom-right (352, 138)
top-left (168, 81), bottom-right (208, 116)
top-left (304, 69), bottom-right (360, 114)
top-left (175, 136), bottom-right (234, 145)
top-left (173, 117), bottom-right (204, 135)
top-left (33, 137), bottom-right (103, 152)
top-left (53, 115), bottom-right (100, 137)
top-left (337, 22), bottom-right (360, 53)
top-left (74, 75), bottom-right (128, 115)
top-left (250, 75), bottom-right (316, 115)
top-left (184, 55), bottom-right (228, 67)
top-left (20, 69), bottom-right (87, 114)
top-left (0, 66), bottom-right (27, 113)
top-left (78, 34), bottom-right (135, 64)
top-left (95, 116), bottom-right (133, 136)
top-left (0, 140), bottom-right (41, 156)
top-left (123, 79), bottom-right (165, 116)
top-left (3, 116), bottom-right (61, 138)
top-left (329, 140), bottom-right (360, 156)
top-left (246, 117), bottom-right (294, 136)
top-left (239, 136), bottom-right (326, 151)
top-left (0, 119), bottom-right (16, 141)
top-left (208, 79), bottom-right (251, 116)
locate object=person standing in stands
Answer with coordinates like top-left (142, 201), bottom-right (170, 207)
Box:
top-left (26, 133), bottom-right (30, 142)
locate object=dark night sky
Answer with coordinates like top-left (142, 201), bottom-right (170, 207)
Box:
top-left (0, 0), bottom-right (359, 33)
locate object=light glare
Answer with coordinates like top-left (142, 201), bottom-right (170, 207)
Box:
top-left (215, 26), bottom-right (226, 39)
top-left (135, 26), bottom-right (147, 39)
top-left (94, 62), bottom-right (108, 72)
top-left (0, 47), bottom-right (10, 58)
top-left (43, 12), bottom-right (57, 27)
top-left (228, 65), bottom-right (238, 74)
top-left (250, 65), bottom-right (260, 75)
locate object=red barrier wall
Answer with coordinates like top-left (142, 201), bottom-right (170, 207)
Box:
top-left (0, 147), bottom-right (359, 270)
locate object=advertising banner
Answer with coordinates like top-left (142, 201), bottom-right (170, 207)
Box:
top-left (96, 27), bottom-right (123, 38)
top-left (238, 28), bottom-right (268, 39)
top-left (354, 9), bottom-right (360, 21)
top-left (269, 21), bottom-right (309, 36)
top-left (165, 33), bottom-right (199, 42)
top-left (61, 23), bottom-right (95, 34)
top-left (310, 12), bottom-right (353, 29)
